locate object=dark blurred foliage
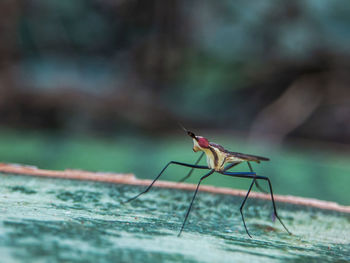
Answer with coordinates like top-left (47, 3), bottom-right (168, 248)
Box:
top-left (0, 0), bottom-right (350, 145)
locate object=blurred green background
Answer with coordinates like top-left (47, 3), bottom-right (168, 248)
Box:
top-left (0, 1), bottom-right (349, 205)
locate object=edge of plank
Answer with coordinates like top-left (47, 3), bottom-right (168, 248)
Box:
top-left (0, 163), bottom-right (349, 214)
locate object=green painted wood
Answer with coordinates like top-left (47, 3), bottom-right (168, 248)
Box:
top-left (0, 173), bottom-right (349, 263)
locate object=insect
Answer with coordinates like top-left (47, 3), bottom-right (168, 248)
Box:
top-left (124, 128), bottom-right (291, 237)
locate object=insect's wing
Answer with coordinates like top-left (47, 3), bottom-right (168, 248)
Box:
top-left (209, 142), bottom-right (270, 163)
top-left (226, 151), bottom-right (270, 163)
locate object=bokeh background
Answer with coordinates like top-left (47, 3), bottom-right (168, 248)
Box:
top-left (0, 0), bottom-right (349, 205)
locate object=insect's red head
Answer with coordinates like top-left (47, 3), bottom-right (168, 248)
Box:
top-left (192, 134), bottom-right (210, 152)
top-left (182, 127), bottom-right (210, 152)
top-left (197, 136), bottom-right (209, 148)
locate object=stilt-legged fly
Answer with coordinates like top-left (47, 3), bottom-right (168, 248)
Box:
top-left (124, 129), bottom-right (291, 238)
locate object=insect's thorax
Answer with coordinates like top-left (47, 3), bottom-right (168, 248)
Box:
top-left (193, 139), bottom-right (244, 171)
top-left (203, 147), bottom-right (223, 170)
top-left (203, 146), bottom-right (242, 171)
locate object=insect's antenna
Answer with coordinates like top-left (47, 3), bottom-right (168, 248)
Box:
top-left (178, 122), bottom-right (196, 138)
top-left (178, 122), bottom-right (188, 132)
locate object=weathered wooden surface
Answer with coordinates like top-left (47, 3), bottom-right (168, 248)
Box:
top-left (0, 171), bottom-right (349, 263)
top-left (0, 163), bottom-right (349, 213)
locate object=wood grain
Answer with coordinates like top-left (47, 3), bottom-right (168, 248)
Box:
top-left (0, 162), bottom-right (349, 213)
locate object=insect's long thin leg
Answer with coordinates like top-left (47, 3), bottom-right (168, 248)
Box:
top-left (240, 177), bottom-right (255, 238)
top-left (178, 169), bottom-right (215, 237)
top-left (263, 176), bottom-right (291, 235)
top-left (224, 162), bottom-right (265, 236)
top-left (224, 170), bottom-right (257, 237)
top-left (123, 161), bottom-right (209, 203)
top-left (223, 162), bottom-right (240, 171)
top-left (225, 162), bottom-right (266, 194)
top-left (247, 162), bottom-right (267, 194)
top-left (178, 152), bottom-right (205, 183)
top-left (220, 171), bottom-right (292, 236)
top-left (254, 180), bottom-right (267, 193)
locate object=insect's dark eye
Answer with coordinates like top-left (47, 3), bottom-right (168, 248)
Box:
top-left (187, 131), bottom-right (195, 138)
